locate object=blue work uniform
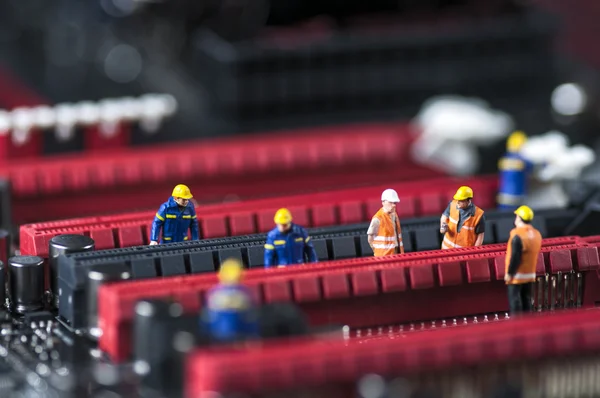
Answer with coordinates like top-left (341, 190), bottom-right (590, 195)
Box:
top-left (203, 284), bottom-right (258, 342)
top-left (497, 152), bottom-right (534, 210)
top-left (151, 196), bottom-right (199, 243)
top-left (264, 224), bottom-right (318, 268)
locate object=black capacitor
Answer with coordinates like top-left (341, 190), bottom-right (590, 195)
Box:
top-left (86, 263), bottom-right (131, 339)
top-left (166, 331), bottom-right (196, 398)
top-left (0, 261), bottom-right (4, 309)
top-left (133, 299), bottom-right (184, 392)
top-left (8, 255), bottom-right (45, 313)
top-left (49, 234), bottom-right (95, 307)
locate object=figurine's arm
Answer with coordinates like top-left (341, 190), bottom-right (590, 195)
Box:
top-left (474, 215), bottom-right (486, 246)
top-left (150, 204), bottom-right (167, 244)
top-left (189, 206), bottom-right (199, 240)
top-left (440, 202), bottom-right (451, 233)
top-left (366, 218), bottom-right (380, 249)
top-left (505, 235), bottom-right (523, 282)
top-left (264, 234), bottom-right (276, 268)
top-left (398, 222), bottom-right (405, 254)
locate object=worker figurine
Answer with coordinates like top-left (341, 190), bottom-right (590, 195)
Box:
top-left (202, 258), bottom-right (258, 343)
top-left (367, 189), bottom-right (404, 256)
top-left (440, 186), bottom-right (485, 249)
top-left (504, 205), bottom-right (542, 315)
top-left (150, 184), bottom-right (199, 245)
top-left (497, 131), bottom-right (534, 210)
top-left (264, 208), bottom-right (318, 268)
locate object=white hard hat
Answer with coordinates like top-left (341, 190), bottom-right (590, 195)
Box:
top-left (381, 189), bottom-right (400, 203)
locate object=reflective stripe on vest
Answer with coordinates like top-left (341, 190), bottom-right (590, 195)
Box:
top-left (513, 272), bottom-right (536, 280)
top-left (442, 236), bottom-right (462, 249)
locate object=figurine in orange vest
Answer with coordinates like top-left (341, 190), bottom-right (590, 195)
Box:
top-left (440, 186), bottom-right (486, 249)
top-left (367, 189), bottom-right (404, 256)
top-left (504, 205), bottom-right (542, 315)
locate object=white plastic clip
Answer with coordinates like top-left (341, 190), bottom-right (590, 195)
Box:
top-left (10, 107), bottom-right (34, 146)
top-left (99, 99), bottom-right (121, 138)
top-left (54, 104), bottom-right (78, 142)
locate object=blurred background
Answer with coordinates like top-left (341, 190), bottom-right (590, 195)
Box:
top-left (0, 0), bottom-right (598, 172)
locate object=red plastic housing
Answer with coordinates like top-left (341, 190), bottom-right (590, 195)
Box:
top-left (97, 236), bottom-right (600, 362)
top-left (185, 307), bottom-right (600, 396)
top-left (20, 175), bottom-right (497, 257)
top-left (3, 123), bottom-right (442, 224)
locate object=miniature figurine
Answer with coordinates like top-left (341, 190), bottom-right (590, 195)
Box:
top-left (504, 205), bottom-right (542, 315)
top-left (367, 189), bottom-right (404, 256)
top-left (202, 258), bottom-right (258, 342)
top-left (497, 131), bottom-right (534, 210)
top-left (440, 186), bottom-right (485, 249)
top-left (150, 184), bottom-right (199, 245)
top-left (264, 208), bottom-right (318, 268)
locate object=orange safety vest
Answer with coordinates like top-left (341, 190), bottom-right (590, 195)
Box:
top-left (505, 225), bottom-right (542, 284)
top-left (372, 208), bottom-right (404, 257)
top-left (442, 200), bottom-right (484, 249)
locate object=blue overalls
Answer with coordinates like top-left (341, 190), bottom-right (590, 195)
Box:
top-left (203, 284), bottom-right (258, 342)
top-left (497, 152), bottom-right (534, 211)
top-left (151, 196), bottom-right (199, 243)
top-left (264, 223), bottom-right (318, 268)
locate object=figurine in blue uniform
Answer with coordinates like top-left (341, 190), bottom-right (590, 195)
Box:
top-left (264, 208), bottom-right (318, 268)
top-left (150, 184), bottom-right (199, 245)
top-left (497, 131), bottom-right (534, 210)
top-left (202, 258), bottom-right (258, 343)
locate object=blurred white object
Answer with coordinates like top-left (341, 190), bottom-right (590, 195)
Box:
top-left (0, 111), bottom-right (11, 134)
top-left (519, 130), bottom-right (596, 209)
top-left (10, 107), bottom-right (35, 145)
top-left (115, 97), bottom-right (142, 122)
top-left (520, 131), bottom-right (596, 181)
top-left (159, 94), bottom-right (178, 116)
top-left (54, 103), bottom-right (78, 141)
top-left (139, 94), bottom-right (169, 134)
top-left (99, 99), bottom-right (122, 138)
top-left (0, 93), bottom-right (175, 142)
top-left (551, 83), bottom-right (587, 116)
top-left (411, 95), bottom-right (514, 175)
top-left (520, 130), bottom-right (568, 164)
top-left (526, 182), bottom-right (570, 210)
top-left (31, 106), bottom-right (56, 129)
top-left (76, 101), bottom-right (101, 126)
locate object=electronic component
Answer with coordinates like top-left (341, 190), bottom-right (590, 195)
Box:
top-left (49, 234), bottom-right (95, 308)
top-left (85, 264), bottom-right (131, 339)
top-left (8, 256), bottom-right (44, 313)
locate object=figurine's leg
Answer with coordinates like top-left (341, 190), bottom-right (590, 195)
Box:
top-left (521, 283), bottom-right (534, 313)
top-left (507, 284), bottom-right (522, 316)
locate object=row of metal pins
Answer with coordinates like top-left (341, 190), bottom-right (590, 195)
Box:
top-left (536, 271), bottom-right (583, 312)
top-left (351, 313), bottom-right (511, 338)
top-left (350, 271), bottom-right (586, 339)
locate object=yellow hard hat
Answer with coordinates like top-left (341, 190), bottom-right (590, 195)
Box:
top-left (453, 186), bottom-right (474, 201)
top-left (218, 258), bottom-right (244, 284)
top-left (172, 184), bottom-right (193, 199)
top-left (514, 205), bottom-right (534, 222)
top-left (274, 208), bottom-right (292, 225)
top-left (507, 131), bottom-right (527, 153)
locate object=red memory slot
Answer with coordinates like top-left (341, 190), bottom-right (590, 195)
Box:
top-left (4, 123), bottom-right (442, 224)
top-left (20, 175), bottom-right (497, 257)
top-left (97, 236), bottom-right (600, 362)
top-left (185, 307), bottom-right (600, 396)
